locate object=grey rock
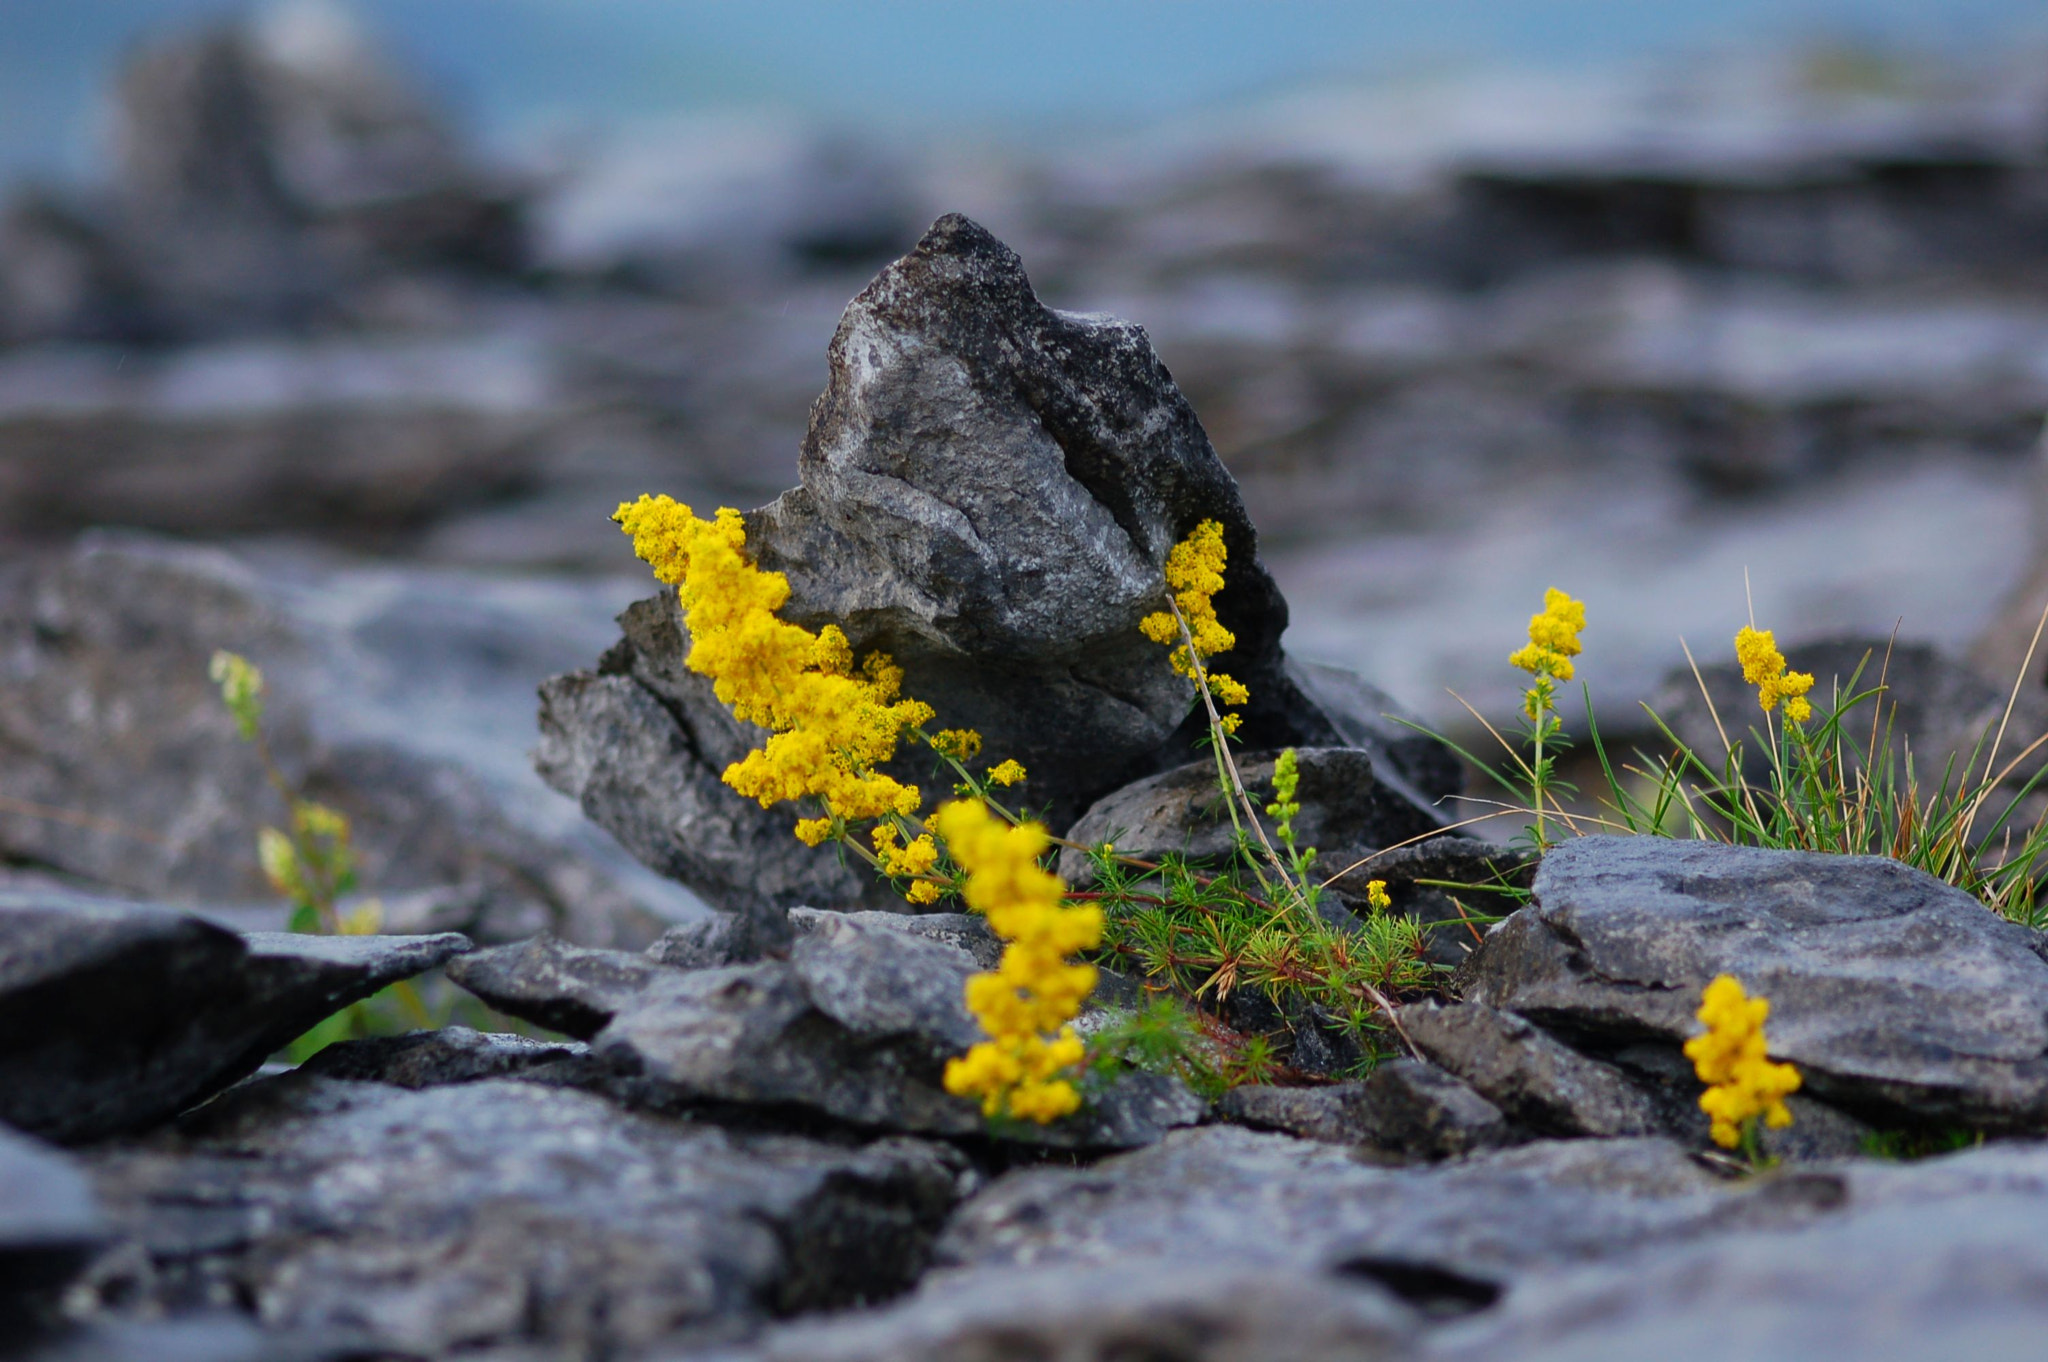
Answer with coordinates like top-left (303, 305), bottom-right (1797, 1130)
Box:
top-left (1219, 1069), bottom-right (1511, 1158)
top-left (451, 928), bottom-right (1202, 1146)
top-left (540, 215), bottom-right (1462, 925)
top-left (0, 535), bottom-right (700, 947)
top-left (788, 907), bottom-right (1004, 972)
top-left (1435, 1140), bottom-right (2048, 1362)
top-left (1059, 746), bottom-right (1450, 886)
top-left (1354, 1060), bottom-right (1518, 1160)
top-left (1218, 1083), bottom-right (1378, 1143)
top-left (294, 1024), bottom-right (585, 1089)
top-left (445, 932), bottom-right (671, 1038)
top-left (535, 665), bottom-right (864, 947)
top-left (937, 1124), bottom-right (1805, 1285)
top-left (1466, 836), bottom-right (2048, 1131)
top-left (647, 914), bottom-right (743, 969)
top-left (0, 1123), bottom-right (105, 1301)
top-left (81, 1074), bottom-right (968, 1358)
top-left (0, 890), bottom-right (468, 1143)
top-left (699, 1260), bottom-right (1418, 1362)
top-left (104, 10), bottom-right (520, 338)
top-left (1401, 1001), bottom-right (1664, 1138)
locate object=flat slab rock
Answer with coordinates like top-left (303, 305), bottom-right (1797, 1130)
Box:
top-left (711, 1136), bottom-right (2048, 1362)
top-left (1464, 836), bottom-right (2048, 1130)
top-left (448, 917), bottom-right (1204, 1147)
top-left (0, 890), bottom-right (469, 1143)
top-left (934, 1125), bottom-right (1824, 1287)
top-left (79, 1073), bottom-right (970, 1359)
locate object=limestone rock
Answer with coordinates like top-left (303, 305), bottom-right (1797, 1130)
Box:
top-left (0, 890), bottom-right (468, 1143)
top-left (698, 1260), bottom-right (1419, 1362)
top-left (937, 1125), bottom-right (1792, 1285)
top-left (1219, 1066), bottom-right (1513, 1159)
top-left (294, 1025), bottom-right (585, 1090)
top-left (538, 215), bottom-right (1461, 928)
top-left (1436, 1141), bottom-right (2048, 1362)
top-left (81, 1075), bottom-right (968, 1358)
top-left (1464, 836), bottom-right (2048, 1131)
top-left (1352, 1060), bottom-right (1519, 1159)
top-left (1401, 1001), bottom-right (1664, 1138)
top-left (450, 926), bottom-right (1203, 1147)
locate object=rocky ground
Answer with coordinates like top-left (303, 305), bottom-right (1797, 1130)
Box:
top-left (10, 9), bottom-right (2048, 1361)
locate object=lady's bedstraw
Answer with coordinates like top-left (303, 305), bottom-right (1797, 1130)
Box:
top-left (938, 799), bottom-right (1102, 1122)
top-left (617, 493), bottom-right (1104, 1120)
top-left (1684, 975), bottom-right (1801, 1158)
top-left (1508, 588), bottom-right (1586, 850)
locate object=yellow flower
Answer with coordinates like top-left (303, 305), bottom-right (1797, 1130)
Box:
top-left (793, 818), bottom-right (834, 847)
top-left (937, 799), bottom-right (1101, 1123)
top-left (1508, 588), bottom-right (1586, 682)
top-left (209, 650), bottom-right (266, 741)
top-left (1682, 974), bottom-right (1801, 1150)
top-left (1139, 519), bottom-right (1248, 726)
top-left (616, 495), bottom-right (933, 833)
top-left (1365, 879), bottom-right (1391, 913)
top-left (986, 759), bottom-right (1027, 787)
top-left (933, 728), bottom-right (984, 762)
top-left (336, 900), bottom-right (384, 936)
top-left (872, 824), bottom-right (942, 880)
top-left (1734, 626), bottom-right (1815, 725)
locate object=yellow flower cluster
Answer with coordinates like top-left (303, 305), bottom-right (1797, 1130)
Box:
top-left (1683, 974), bottom-right (1801, 1150)
top-left (615, 495), bottom-right (940, 831)
top-left (933, 729), bottom-right (982, 761)
top-left (937, 799), bottom-right (1102, 1123)
top-left (873, 824), bottom-right (943, 904)
top-left (1365, 878), bottom-right (1391, 912)
top-left (1139, 519), bottom-right (1248, 732)
top-left (1508, 588), bottom-right (1587, 682)
top-left (1734, 626), bottom-right (1815, 725)
top-left (987, 758), bottom-right (1027, 787)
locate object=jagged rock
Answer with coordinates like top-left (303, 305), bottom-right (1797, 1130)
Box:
top-left (538, 214), bottom-right (1461, 929)
top-left (80, 1074), bottom-right (969, 1358)
top-left (0, 1124), bottom-right (104, 1306)
top-left (1218, 1083), bottom-right (1378, 1143)
top-left (937, 1125), bottom-right (1809, 1285)
top-left (0, 535), bottom-right (700, 946)
top-left (451, 927), bottom-right (1204, 1147)
top-left (1401, 1001), bottom-right (1664, 1139)
top-left (0, 890), bottom-right (468, 1143)
top-left (697, 1260), bottom-right (1419, 1362)
top-left (1219, 1066), bottom-right (1512, 1158)
top-left (1464, 836), bottom-right (2048, 1133)
top-left (1353, 1060), bottom-right (1519, 1159)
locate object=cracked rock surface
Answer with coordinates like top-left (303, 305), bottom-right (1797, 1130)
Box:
top-left (80, 1073), bottom-right (971, 1359)
top-left (1460, 835), bottom-right (2048, 1132)
top-left (449, 917), bottom-right (1205, 1147)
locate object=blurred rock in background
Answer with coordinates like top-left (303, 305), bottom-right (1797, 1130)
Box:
top-left (3, 2), bottom-right (2048, 907)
